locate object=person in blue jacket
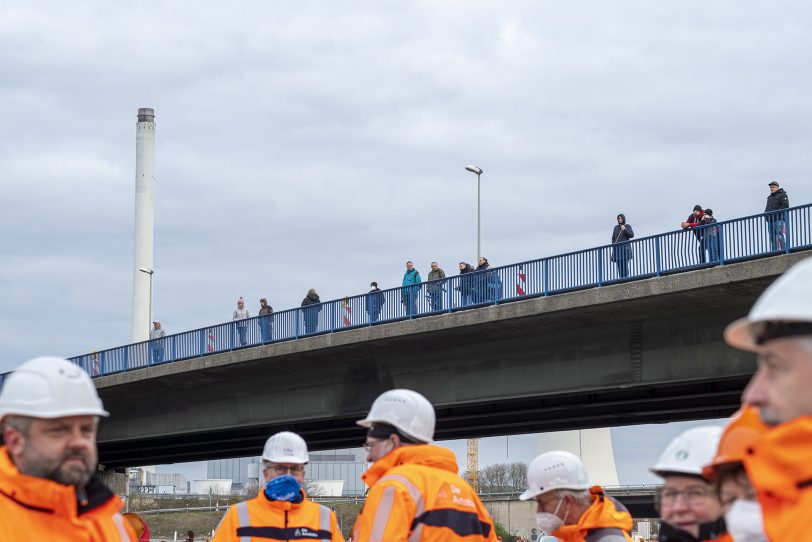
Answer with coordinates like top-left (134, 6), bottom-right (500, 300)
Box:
top-left (401, 261), bottom-right (421, 317)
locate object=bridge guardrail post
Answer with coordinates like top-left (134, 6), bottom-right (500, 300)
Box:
top-left (295, 309), bottom-right (300, 339)
top-left (123, 347), bottom-right (129, 372)
top-left (598, 248), bottom-right (604, 286)
top-left (543, 259), bottom-right (549, 296)
top-left (718, 224), bottom-right (726, 265)
top-left (199, 329), bottom-right (205, 357)
top-left (655, 236), bottom-right (662, 277)
top-left (785, 210), bottom-right (792, 253)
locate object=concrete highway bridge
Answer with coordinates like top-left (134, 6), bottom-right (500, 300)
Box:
top-left (91, 252), bottom-right (809, 468)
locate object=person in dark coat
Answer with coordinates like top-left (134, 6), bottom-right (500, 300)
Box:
top-left (301, 289), bottom-right (321, 334)
top-left (258, 298), bottom-right (273, 343)
top-left (474, 257), bottom-right (491, 303)
top-left (366, 282), bottom-right (385, 323)
top-left (457, 262), bottom-right (475, 307)
top-left (764, 181), bottom-right (789, 251)
top-left (611, 213), bottom-right (635, 278)
top-left (700, 209), bottom-right (720, 263)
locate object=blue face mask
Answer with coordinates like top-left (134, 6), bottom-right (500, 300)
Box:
top-left (264, 474), bottom-right (303, 503)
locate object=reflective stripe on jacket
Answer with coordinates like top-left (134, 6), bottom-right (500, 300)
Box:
top-left (744, 416), bottom-right (812, 542)
top-left (0, 446), bottom-right (136, 542)
top-left (212, 490), bottom-right (344, 542)
top-left (553, 486), bottom-right (633, 542)
top-left (353, 444), bottom-right (497, 542)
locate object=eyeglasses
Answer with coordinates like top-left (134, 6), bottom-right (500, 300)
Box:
top-left (269, 464), bottom-right (305, 475)
top-left (363, 439), bottom-right (387, 452)
top-left (657, 487), bottom-right (713, 506)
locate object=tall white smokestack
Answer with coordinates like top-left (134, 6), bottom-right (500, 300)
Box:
top-left (131, 107), bottom-right (156, 342)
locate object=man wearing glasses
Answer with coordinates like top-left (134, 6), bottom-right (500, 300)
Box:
top-left (212, 431), bottom-right (344, 542)
top-left (520, 451), bottom-right (633, 541)
top-left (352, 389), bottom-right (497, 542)
top-left (650, 426), bottom-right (724, 541)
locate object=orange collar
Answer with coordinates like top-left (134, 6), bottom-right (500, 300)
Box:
top-left (554, 486), bottom-right (633, 540)
top-left (0, 446), bottom-right (82, 518)
top-left (363, 444), bottom-right (459, 487)
top-left (746, 416), bottom-right (812, 500)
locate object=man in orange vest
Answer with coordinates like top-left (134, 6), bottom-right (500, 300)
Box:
top-left (0, 356), bottom-right (136, 541)
top-left (352, 389), bottom-right (497, 542)
top-left (212, 431), bottom-right (344, 542)
top-left (723, 256), bottom-right (812, 541)
top-left (520, 450), bottom-right (633, 542)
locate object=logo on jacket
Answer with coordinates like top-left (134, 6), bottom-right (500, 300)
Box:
top-left (293, 527), bottom-right (319, 538)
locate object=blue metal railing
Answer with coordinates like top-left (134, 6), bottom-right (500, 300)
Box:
top-left (1, 205), bottom-right (809, 383)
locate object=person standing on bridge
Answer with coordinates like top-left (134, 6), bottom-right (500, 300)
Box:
top-left (233, 297), bottom-right (250, 346)
top-left (457, 262), bottom-right (475, 306)
top-left (212, 431), bottom-right (344, 542)
top-left (427, 261), bottom-right (446, 311)
top-left (764, 181), bottom-right (789, 252)
top-left (611, 214), bottom-right (634, 279)
top-left (258, 298), bottom-right (273, 343)
top-left (366, 282), bottom-right (385, 323)
top-left (401, 261), bottom-right (422, 317)
top-left (352, 389), bottom-right (497, 542)
top-left (723, 255), bottom-right (812, 540)
top-left (0, 356), bottom-right (137, 541)
top-left (520, 450), bottom-right (633, 542)
top-left (150, 320), bottom-right (166, 363)
top-left (301, 288), bottom-right (322, 334)
top-left (650, 426), bottom-right (724, 542)
top-left (681, 205), bottom-right (706, 264)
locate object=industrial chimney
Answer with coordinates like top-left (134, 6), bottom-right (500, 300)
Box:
top-left (131, 108), bottom-right (156, 342)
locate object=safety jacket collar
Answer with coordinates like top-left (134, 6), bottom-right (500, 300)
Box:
top-left (0, 445), bottom-right (117, 518)
top-left (746, 416), bottom-right (812, 501)
top-left (553, 486), bottom-right (633, 540)
top-left (362, 444), bottom-right (458, 487)
top-left (261, 488), bottom-right (308, 511)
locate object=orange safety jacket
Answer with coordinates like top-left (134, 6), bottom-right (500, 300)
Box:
top-left (552, 486), bottom-right (633, 542)
top-left (212, 489), bottom-right (344, 542)
top-left (0, 446), bottom-right (136, 542)
top-left (743, 416), bottom-right (812, 542)
top-left (352, 444), bottom-right (497, 542)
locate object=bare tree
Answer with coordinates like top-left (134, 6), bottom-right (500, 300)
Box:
top-left (477, 462), bottom-right (528, 494)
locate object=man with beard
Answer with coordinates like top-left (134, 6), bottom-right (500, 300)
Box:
top-left (0, 356), bottom-right (136, 541)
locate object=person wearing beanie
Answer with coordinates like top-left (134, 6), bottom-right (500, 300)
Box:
top-left (681, 205), bottom-right (706, 263)
top-left (149, 320), bottom-right (166, 363)
top-left (764, 181), bottom-right (789, 251)
top-left (232, 297), bottom-right (250, 346)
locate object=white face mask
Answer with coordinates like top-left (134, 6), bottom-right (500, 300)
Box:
top-left (725, 499), bottom-right (768, 542)
top-left (536, 497), bottom-right (565, 535)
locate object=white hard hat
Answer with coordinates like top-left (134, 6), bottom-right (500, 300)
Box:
top-left (725, 257), bottom-right (812, 351)
top-left (261, 431), bottom-right (309, 464)
top-left (650, 425), bottom-right (723, 478)
top-left (520, 450), bottom-right (590, 501)
top-left (0, 356), bottom-right (108, 420)
top-left (356, 389), bottom-right (435, 443)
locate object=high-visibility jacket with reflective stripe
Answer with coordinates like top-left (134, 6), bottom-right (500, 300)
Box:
top-left (553, 486), bottom-right (633, 542)
top-left (0, 446), bottom-right (137, 542)
top-left (353, 445), bottom-right (497, 542)
top-left (744, 416), bottom-right (812, 542)
top-left (212, 490), bottom-right (344, 542)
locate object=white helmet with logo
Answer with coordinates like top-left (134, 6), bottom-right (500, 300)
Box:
top-left (0, 356), bottom-right (108, 420)
top-left (262, 431), bottom-right (309, 464)
top-left (650, 425), bottom-right (723, 478)
top-left (356, 389), bottom-right (435, 443)
top-left (520, 450), bottom-right (591, 501)
top-left (725, 257), bottom-right (812, 350)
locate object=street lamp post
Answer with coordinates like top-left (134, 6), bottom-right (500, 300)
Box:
top-left (465, 165), bottom-right (484, 257)
top-left (138, 267), bottom-right (154, 337)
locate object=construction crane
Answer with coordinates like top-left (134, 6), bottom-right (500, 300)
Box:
top-left (466, 438), bottom-right (479, 491)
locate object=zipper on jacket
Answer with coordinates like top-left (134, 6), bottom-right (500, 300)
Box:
top-left (285, 510), bottom-right (289, 542)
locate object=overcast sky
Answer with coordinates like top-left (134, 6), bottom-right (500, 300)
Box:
top-left (3, 1), bottom-right (811, 483)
